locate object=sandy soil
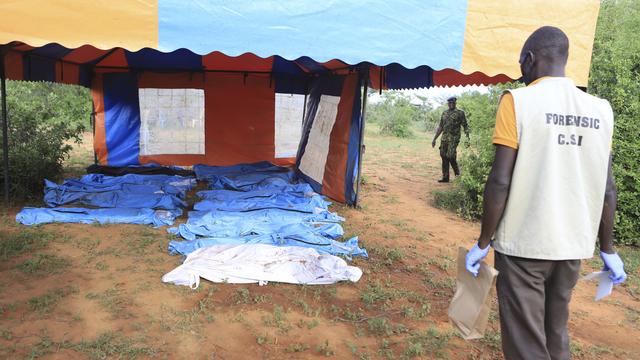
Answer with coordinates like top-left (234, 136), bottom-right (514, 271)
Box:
top-left (0, 130), bottom-right (638, 359)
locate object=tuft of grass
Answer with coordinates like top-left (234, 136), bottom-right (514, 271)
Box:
top-left (0, 328), bottom-right (12, 340)
top-left (286, 343), bottom-right (310, 353)
top-left (233, 287), bottom-right (270, 305)
top-left (0, 229), bottom-right (55, 260)
top-left (480, 330), bottom-right (502, 351)
top-left (262, 305), bottom-right (291, 334)
top-left (378, 339), bottom-right (394, 359)
top-left (160, 288), bottom-right (216, 334)
top-left (86, 287), bottom-right (133, 319)
top-left (367, 317), bottom-right (394, 336)
top-left (256, 334), bottom-right (272, 345)
top-left (360, 281), bottom-right (400, 308)
top-left (27, 286), bottom-right (78, 315)
top-left (234, 287), bottom-right (251, 304)
top-left (17, 253), bottom-right (70, 275)
top-left (316, 340), bottom-right (335, 356)
top-left (294, 298), bottom-right (321, 317)
top-left (403, 327), bottom-right (452, 359)
top-left (401, 303), bottom-right (430, 320)
top-left (27, 335), bottom-right (54, 359)
top-left (72, 332), bottom-right (157, 360)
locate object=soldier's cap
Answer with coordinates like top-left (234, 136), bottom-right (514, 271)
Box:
top-left (447, 96), bottom-right (457, 102)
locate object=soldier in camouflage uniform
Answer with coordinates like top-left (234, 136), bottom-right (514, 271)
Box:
top-left (431, 97), bottom-right (470, 182)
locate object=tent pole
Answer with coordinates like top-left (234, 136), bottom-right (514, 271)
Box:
top-left (1, 51), bottom-right (9, 208)
top-left (91, 102), bottom-right (97, 165)
top-left (301, 93), bottom-right (307, 128)
top-left (354, 66), bottom-right (369, 207)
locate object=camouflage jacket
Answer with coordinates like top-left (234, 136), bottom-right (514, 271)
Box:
top-left (439, 109), bottom-right (469, 140)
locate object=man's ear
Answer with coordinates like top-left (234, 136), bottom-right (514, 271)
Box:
top-left (526, 50), bottom-right (535, 66)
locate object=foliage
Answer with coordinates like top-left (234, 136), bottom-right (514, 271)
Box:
top-left (367, 91), bottom-right (433, 137)
top-left (434, 84), bottom-right (521, 219)
top-left (588, 0), bottom-right (640, 245)
top-left (0, 81), bottom-right (91, 199)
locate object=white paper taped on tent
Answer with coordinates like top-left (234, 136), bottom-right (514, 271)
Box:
top-left (139, 88), bottom-right (205, 155)
top-left (274, 93), bottom-right (305, 158)
top-left (299, 95), bottom-right (340, 183)
top-left (161, 243), bottom-right (363, 289)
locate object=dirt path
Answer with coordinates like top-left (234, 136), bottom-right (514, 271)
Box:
top-left (0, 130), bottom-right (638, 359)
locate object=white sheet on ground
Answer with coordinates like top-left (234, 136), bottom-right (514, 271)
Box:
top-left (162, 244), bottom-right (362, 289)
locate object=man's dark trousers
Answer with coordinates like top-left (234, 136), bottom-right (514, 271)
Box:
top-left (494, 252), bottom-right (581, 360)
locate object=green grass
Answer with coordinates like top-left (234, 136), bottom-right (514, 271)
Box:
top-left (159, 289), bottom-right (216, 334)
top-left (27, 335), bottom-right (54, 359)
top-left (293, 298), bottom-right (321, 317)
top-left (316, 340), bottom-right (335, 356)
top-left (125, 228), bottom-right (163, 256)
top-left (570, 341), bottom-right (623, 358)
top-left (233, 287), bottom-right (270, 305)
top-left (71, 332), bottom-right (157, 360)
top-left (361, 281), bottom-right (400, 308)
top-left (0, 229), bottom-right (55, 260)
top-left (403, 327), bottom-right (452, 359)
top-left (262, 305), bottom-right (291, 334)
top-left (17, 253), bottom-right (70, 275)
top-left (86, 287), bottom-right (133, 319)
top-left (27, 287), bottom-right (78, 315)
top-left (286, 343), bottom-right (310, 353)
top-left (618, 246), bottom-right (640, 298)
top-left (367, 317), bottom-right (394, 336)
top-left (0, 328), bottom-right (12, 340)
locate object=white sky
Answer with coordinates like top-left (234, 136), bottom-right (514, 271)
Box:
top-left (368, 84), bottom-right (488, 108)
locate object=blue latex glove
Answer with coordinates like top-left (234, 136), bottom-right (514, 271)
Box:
top-left (466, 243), bottom-right (491, 277)
top-left (600, 251), bottom-right (627, 285)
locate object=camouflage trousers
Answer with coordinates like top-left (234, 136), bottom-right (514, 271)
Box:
top-left (439, 138), bottom-right (460, 180)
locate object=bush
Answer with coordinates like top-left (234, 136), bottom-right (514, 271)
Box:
top-left (588, 0), bottom-right (640, 246)
top-left (368, 91), bottom-right (419, 138)
top-left (434, 85), bottom-right (521, 219)
top-left (0, 81), bottom-right (91, 199)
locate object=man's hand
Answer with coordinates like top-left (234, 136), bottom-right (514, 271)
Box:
top-left (432, 139), bottom-right (436, 148)
top-left (465, 242), bottom-right (491, 277)
top-left (600, 251), bottom-right (627, 285)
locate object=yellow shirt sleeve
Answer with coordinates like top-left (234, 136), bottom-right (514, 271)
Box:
top-left (492, 92), bottom-right (518, 149)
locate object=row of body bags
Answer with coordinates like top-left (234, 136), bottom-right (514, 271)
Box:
top-left (163, 163), bottom-right (367, 288)
top-left (16, 172), bottom-right (196, 226)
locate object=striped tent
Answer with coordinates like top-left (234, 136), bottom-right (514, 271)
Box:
top-left (0, 0), bottom-right (601, 205)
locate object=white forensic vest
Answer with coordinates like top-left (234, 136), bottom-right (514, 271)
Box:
top-left (493, 77), bottom-right (614, 260)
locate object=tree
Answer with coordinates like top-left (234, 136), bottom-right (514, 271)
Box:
top-left (589, 0), bottom-right (640, 245)
top-left (0, 81), bottom-right (91, 199)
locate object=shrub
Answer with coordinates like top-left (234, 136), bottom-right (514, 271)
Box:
top-left (589, 0), bottom-right (640, 245)
top-left (433, 85), bottom-right (521, 219)
top-left (368, 91), bottom-right (417, 138)
top-left (0, 81), bottom-right (90, 199)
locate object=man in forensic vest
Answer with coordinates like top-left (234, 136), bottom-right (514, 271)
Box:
top-left (432, 97), bottom-right (470, 182)
top-left (464, 26), bottom-right (627, 360)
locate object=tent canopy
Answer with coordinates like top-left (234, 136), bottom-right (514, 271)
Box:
top-left (0, 0), bottom-right (600, 87)
top-left (0, 0), bottom-right (602, 206)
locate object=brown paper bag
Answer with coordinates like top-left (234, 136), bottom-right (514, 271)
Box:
top-left (448, 247), bottom-right (499, 340)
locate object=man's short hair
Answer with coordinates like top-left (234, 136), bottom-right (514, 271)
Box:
top-left (523, 26), bottom-right (569, 63)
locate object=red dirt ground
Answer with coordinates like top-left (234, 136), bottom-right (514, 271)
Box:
top-left (0, 131), bottom-right (638, 359)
